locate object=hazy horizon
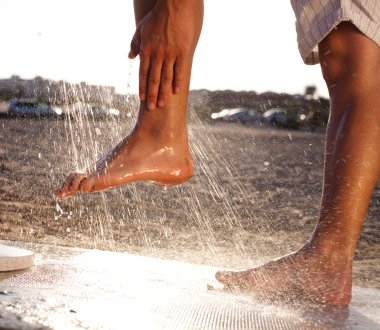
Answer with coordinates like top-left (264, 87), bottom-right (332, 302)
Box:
top-left (0, 0), bottom-right (329, 98)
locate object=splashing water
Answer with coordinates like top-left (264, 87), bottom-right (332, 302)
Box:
top-left (50, 83), bottom-right (275, 270)
top-left (35, 62), bottom-right (317, 271)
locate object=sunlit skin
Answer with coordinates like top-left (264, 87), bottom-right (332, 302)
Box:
top-left (55, 118), bottom-right (194, 198)
top-left (216, 22), bottom-right (380, 307)
top-left (55, 0), bottom-right (203, 199)
top-left (55, 1), bottom-right (380, 308)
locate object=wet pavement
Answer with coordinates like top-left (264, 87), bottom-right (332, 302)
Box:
top-left (0, 240), bottom-right (379, 330)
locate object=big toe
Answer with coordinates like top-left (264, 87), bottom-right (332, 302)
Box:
top-left (216, 270), bottom-right (256, 291)
top-left (216, 270), bottom-right (240, 286)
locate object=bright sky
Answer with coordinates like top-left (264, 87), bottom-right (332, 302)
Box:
top-left (0, 0), bottom-right (328, 98)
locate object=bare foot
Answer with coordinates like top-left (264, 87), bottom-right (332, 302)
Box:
top-left (215, 245), bottom-right (352, 307)
top-left (55, 122), bottom-right (193, 199)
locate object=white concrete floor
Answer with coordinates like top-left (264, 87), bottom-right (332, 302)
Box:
top-left (0, 240), bottom-right (379, 330)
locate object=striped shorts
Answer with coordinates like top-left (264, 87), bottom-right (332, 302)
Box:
top-left (291, 0), bottom-right (380, 64)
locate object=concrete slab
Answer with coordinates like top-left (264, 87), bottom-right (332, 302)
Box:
top-left (0, 241), bottom-right (379, 330)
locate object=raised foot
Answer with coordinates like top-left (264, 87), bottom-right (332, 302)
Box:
top-left (55, 133), bottom-right (193, 199)
top-left (215, 247), bottom-right (352, 307)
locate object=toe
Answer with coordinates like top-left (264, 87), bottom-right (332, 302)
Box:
top-left (215, 270), bottom-right (240, 286)
top-left (216, 270), bottom-right (256, 291)
top-left (55, 173), bottom-right (86, 199)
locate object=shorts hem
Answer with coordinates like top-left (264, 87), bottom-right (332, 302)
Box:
top-left (296, 4), bottom-right (380, 65)
top-left (299, 8), bottom-right (348, 65)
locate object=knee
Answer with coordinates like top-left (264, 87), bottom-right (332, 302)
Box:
top-left (318, 22), bottom-right (380, 96)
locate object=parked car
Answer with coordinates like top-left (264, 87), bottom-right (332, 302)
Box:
top-left (263, 108), bottom-right (300, 129)
top-left (63, 102), bottom-right (120, 119)
top-left (91, 106), bottom-right (120, 117)
top-left (211, 108), bottom-right (263, 124)
top-left (7, 100), bottom-right (62, 117)
top-left (263, 108), bottom-right (287, 126)
top-left (62, 103), bottom-right (120, 119)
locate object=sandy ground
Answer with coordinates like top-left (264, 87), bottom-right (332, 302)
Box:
top-left (0, 111), bottom-right (379, 288)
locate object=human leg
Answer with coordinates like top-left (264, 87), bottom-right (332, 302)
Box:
top-left (216, 22), bottom-right (380, 307)
top-left (310, 21), bottom-right (380, 266)
top-left (130, 0), bottom-right (203, 110)
top-left (55, 0), bottom-right (203, 198)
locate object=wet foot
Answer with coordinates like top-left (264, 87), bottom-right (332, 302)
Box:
top-left (215, 246), bottom-right (352, 307)
top-left (55, 123), bottom-right (193, 199)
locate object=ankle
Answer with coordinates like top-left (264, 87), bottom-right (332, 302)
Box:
top-left (303, 238), bottom-right (354, 268)
top-left (137, 106), bottom-right (187, 140)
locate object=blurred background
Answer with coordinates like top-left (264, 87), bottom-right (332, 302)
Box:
top-left (0, 0), bottom-right (328, 97)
